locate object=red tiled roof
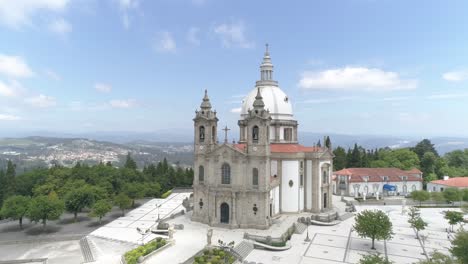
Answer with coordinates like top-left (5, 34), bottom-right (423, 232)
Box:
top-left (430, 177), bottom-right (468, 188)
top-left (232, 143), bottom-right (323, 153)
top-left (333, 168), bottom-right (422, 183)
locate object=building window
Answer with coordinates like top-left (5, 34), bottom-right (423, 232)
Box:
top-left (199, 126), bottom-right (205, 142)
top-left (300, 161), bottom-right (304, 169)
top-left (252, 126), bottom-right (259, 142)
top-left (300, 174), bottom-right (304, 187)
top-left (284, 128), bottom-right (292, 141)
top-left (322, 170), bottom-right (328, 184)
top-left (199, 165), bottom-right (204, 183)
top-left (433, 186), bottom-right (436, 191)
top-left (383, 176), bottom-right (389, 182)
top-left (252, 168), bottom-right (259, 186)
top-left (221, 163), bottom-right (231, 184)
top-left (212, 126), bottom-right (216, 141)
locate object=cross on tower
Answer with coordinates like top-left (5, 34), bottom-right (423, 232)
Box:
top-left (222, 126), bottom-right (230, 144)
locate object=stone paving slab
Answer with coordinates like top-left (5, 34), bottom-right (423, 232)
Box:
top-left (304, 243), bottom-right (346, 262)
top-left (312, 233), bottom-right (348, 248)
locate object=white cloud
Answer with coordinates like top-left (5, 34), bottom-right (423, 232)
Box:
top-left (213, 21), bottom-right (254, 49)
top-left (44, 69), bottom-right (61, 80)
top-left (187, 27), bottom-right (200, 46)
top-left (48, 18), bottom-right (72, 35)
top-left (298, 67), bottom-right (418, 91)
top-left (0, 0), bottom-right (69, 28)
top-left (442, 69), bottom-right (468, 82)
top-left (25, 94), bottom-right (57, 108)
top-left (109, 99), bottom-right (137, 108)
top-left (0, 80), bottom-right (22, 97)
top-left (153, 31), bottom-right (177, 53)
top-left (230, 107), bottom-right (241, 113)
top-left (0, 114), bottom-right (21, 121)
top-left (116, 0), bottom-right (139, 29)
top-left (95, 83), bottom-right (112, 93)
top-left (0, 54), bottom-right (34, 78)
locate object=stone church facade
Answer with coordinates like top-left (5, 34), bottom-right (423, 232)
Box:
top-left (191, 47), bottom-right (334, 229)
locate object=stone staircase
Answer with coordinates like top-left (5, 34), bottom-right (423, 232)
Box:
top-left (339, 212), bottom-right (354, 221)
top-left (233, 240), bottom-right (254, 260)
top-left (295, 222), bottom-right (307, 234)
top-left (79, 236), bottom-right (95, 263)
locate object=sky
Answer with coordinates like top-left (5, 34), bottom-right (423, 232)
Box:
top-left (1, 0), bottom-right (468, 138)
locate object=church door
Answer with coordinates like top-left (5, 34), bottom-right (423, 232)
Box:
top-left (220, 203), bottom-right (229, 224)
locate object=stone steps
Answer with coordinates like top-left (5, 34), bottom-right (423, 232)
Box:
top-left (233, 240), bottom-right (254, 260)
top-left (79, 236), bottom-right (95, 263)
top-left (295, 222), bottom-right (307, 234)
top-left (339, 212), bottom-right (354, 221)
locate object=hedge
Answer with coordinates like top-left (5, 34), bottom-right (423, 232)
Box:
top-left (161, 190), bottom-right (172, 199)
top-left (124, 237), bottom-right (167, 264)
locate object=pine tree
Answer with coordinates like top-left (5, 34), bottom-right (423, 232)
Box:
top-left (124, 153), bottom-right (137, 170)
top-left (325, 136), bottom-right (331, 148)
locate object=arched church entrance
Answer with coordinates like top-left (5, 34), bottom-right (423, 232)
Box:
top-left (220, 203), bottom-right (229, 224)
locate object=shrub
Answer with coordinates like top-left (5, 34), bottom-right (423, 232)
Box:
top-left (161, 190), bottom-right (172, 199)
top-left (124, 238), bottom-right (167, 264)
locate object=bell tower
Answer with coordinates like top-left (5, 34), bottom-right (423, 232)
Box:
top-left (240, 88), bottom-right (271, 156)
top-left (193, 90), bottom-right (218, 155)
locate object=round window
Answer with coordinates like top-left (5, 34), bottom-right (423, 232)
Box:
top-left (289, 180), bottom-right (293, 187)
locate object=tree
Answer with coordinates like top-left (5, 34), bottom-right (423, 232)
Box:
top-left (64, 186), bottom-right (95, 222)
top-left (89, 200), bottom-right (112, 225)
top-left (411, 190), bottom-right (430, 206)
top-left (325, 136), bottom-right (331, 149)
top-left (123, 182), bottom-right (144, 207)
top-left (124, 153), bottom-right (137, 170)
top-left (431, 192), bottom-right (445, 205)
top-left (358, 253), bottom-right (392, 264)
top-left (333, 147), bottom-right (347, 170)
top-left (114, 193), bottom-right (132, 216)
top-left (413, 139), bottom-right (439, 160)
top-left (0, 195), bottom-right (31, 229)
top-left (353, 210), bottom-right (393, 249)
top-left (0, 170), bottom-right (5, 208)
top-left (416, 251), bottom-right (457, 264)
top-left (4, 160), bottom-right (16, 198)
top-left (462, 189), bottom-right (468, 202)
top-left (450, 229), bottom-right (468, 264)
top-left (444, 211), bottom-right (464, 232)
top-left (443, 188), bottom-right (462, 204)
top-left (411, 217), bottom-right (428, 239)
top-left (349, 144), bottom-right (361, 167)
top-left (407, 207), bottom-right (421, 223)
top-left (421, 152), bottom-right (437, 181)
top-left (27, 195), bottom-right (64, 229)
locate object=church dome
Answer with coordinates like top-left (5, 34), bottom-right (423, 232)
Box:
top-left (240, 85), bottom-right (293, 120)
top-left (240, 44), bottom-right (294, 121)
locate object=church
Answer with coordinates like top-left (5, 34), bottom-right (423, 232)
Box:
top-left (191, 46), bottom-right (334, 229)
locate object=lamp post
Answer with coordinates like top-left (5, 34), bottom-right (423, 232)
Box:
top-left (155, 203), bottom-right (161, 222)
top-left (136, 227), bottom-right (150, 245)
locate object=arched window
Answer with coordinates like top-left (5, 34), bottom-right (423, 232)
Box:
top-left (252, 168), bottom-right (259, 186)
top-left (322, 170), bottom-right (328, 184)
top-left (199, 126), bottom-right (205, 142)
top-left (221, 163), bottom-right (231, 184)
top-left (252, 126), bottom-right (259, 142)
top-left (212, 126), bottom-right (216, 140)
top-left (198, 165), bottom-right (204, 183)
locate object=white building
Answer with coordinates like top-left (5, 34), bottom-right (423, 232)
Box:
top-left (427, 176), bottom-right (468, 192)
top-left (333, 168), bottom-right (423, 197)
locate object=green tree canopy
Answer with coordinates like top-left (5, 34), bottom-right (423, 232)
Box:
top-left (89, 200), bottom-right (112, 225)
top-left (358, 253), bottom-right (392, 264)
top-left (27, 195), bottom-right (64, 228)
top-left (333, 147), bottom-right (347, 171)
top-left (124, 153), bottom-right (138, 170)
top-left (444, 211), bottom-right (464, 232)
top-left (443, 188), bottom-right (462, 204)
top-left (416, 251), bottom-right (457, 264)
top-left (64, 186), bottom-right (95, 222)
top-left (413, 139), bottom-right (439, 160)
top-left (0, 195), bottom-right (31, 229)
top-left (450, 229), bottom-right (468, 264)
top-left (411, 190), bottom-right (430, 206)
top-left (114, 193), bottom-right (132, 216)
top-left (353, 210), bottom-right (393, 249)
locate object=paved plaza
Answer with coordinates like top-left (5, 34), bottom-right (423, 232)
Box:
top-left (90, 191), bottom-right (191, 245)
top-left (245, 205), bottom-right (464, 264)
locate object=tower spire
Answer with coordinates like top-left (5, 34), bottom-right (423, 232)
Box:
top-left (200, 89), bottom-right (212, 110)
top-left (256, 43), bottom-right (278, 86)
top-left (253, 87), bottom-right (265, 110)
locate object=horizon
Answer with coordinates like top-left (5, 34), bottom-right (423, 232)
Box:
top-left (1, 1), bottom-right (468, 137)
